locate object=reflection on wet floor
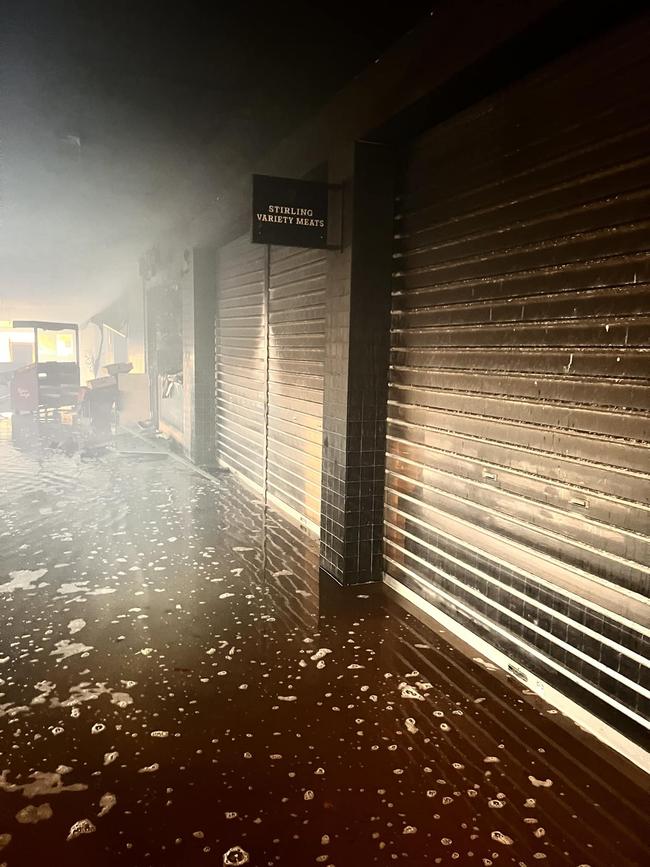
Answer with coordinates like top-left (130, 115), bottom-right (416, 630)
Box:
top-left (0, 415), bottom-right (648, 866)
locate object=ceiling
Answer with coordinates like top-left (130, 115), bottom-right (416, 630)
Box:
top-left (0, 0), bottom-right (432, 324)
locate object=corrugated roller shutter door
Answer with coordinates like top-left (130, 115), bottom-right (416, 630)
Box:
top-left (385, 24), bottom-right (650, 739)
top-left (215, 235), bottom-right (266, 490)
top-left (215, 237), bottom-right (326, 529)
top-left (268, 246), bottom-right (326, 529)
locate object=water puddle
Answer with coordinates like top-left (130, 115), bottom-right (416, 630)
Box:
top-left (50, 640), bottom-right (94, 661)
top-left (15, 804), bottom-right (53, 824)
top-left (0, 769), bottom-right (87, 797)
top-left (67, 819), bottom-right (96, 842)
top-left (0, 569), bottom-right (48, 593)
top-left (97, 793), bottom-right (116, 817)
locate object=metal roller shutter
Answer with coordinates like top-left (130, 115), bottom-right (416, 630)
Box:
top-left (215, 237), bottom-right (326, 530)
top-left (215, 235), bottom-right (266, 490)
top-left (385, 22), bottom-right (650, 741)
top-left (268, 246), bottom-right (326, 530)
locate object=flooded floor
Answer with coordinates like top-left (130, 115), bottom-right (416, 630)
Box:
top-left (0, 415), bottom-right (648, 867)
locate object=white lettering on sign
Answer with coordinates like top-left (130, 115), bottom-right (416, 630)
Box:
top-left (256, 204), bottom-right (325, 229)
top-left (268, 206), bottom-right (313, 216)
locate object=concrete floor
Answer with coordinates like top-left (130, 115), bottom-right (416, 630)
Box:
top-left (0, 415), bottom-right (648, 867)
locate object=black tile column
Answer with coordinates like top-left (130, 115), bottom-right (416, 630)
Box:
top-left (320, 141), bottom-right (395, 584)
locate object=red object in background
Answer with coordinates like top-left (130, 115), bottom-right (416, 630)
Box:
top-left (10, 364), bottom-right (39, 412)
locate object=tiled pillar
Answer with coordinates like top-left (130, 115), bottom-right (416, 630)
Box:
top-left (319, 141), bottom-right (395, 584)
top-left (183, 246), bottom-right (217, 466)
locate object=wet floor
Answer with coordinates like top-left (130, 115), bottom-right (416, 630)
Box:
top-left (0, 415), bottom-right (648, 867)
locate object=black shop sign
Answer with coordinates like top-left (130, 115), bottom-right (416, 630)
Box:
top-left (252, 174), bottom-right (329, 249)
